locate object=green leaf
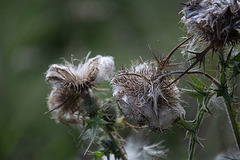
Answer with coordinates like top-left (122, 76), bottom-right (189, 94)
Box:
top-left (198, 94), bottom-right (212, 114)
top-left (93, 152), bottom-right (105, 158)
top-left (177, 119), bottom-right (196, 133)
top-left (181, 88), bottom-right (203, 99)
top-left (187, 81), bottom-right (207, 96)
top-left (188, 74), bottom-right (206, 90)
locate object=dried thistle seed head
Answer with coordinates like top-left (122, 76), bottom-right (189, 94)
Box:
top-left (111, 61), bottom-right (185, 132)
top-left (181, 0), bottom-right (240, 51)
top-left (46, 54), bottom-right (115, 123)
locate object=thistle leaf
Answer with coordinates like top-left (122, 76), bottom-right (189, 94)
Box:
top-left (187, 81), bottom-right (207, 96)
top-left (188, 74), bottom-right (207, 90)
top-left (181, 88), bottom-right (203, 99)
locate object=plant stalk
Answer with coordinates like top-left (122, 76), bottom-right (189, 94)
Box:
top-left (218, 49), bottom-right (240, 150)
top-left (223, 98), bottom-right (240, 150)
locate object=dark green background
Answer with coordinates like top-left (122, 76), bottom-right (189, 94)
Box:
top-left (0, 0), bottom-right (236, 159)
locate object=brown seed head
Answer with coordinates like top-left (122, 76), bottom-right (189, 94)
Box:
top-left (111, 61), bottom-right (185, 132)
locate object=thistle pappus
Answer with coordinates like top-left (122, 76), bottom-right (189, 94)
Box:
top-left (111, 60), bottom-right (185, 132)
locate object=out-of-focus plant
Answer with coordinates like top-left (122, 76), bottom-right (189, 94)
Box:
top-left (44, 0), bottom-right (240, 159)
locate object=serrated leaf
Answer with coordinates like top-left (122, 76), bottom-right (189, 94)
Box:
top-left (188, 74), bottom-right (207, 90)
top-left (181, 88), bottom-right (203, 99)
top-left (199, 95), bottom-right (212, 114)
top-left (187, 81), bottom-right (207, 96)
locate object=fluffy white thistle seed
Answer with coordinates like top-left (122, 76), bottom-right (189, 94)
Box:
top-left (45, 54), bottom-right (115, 123)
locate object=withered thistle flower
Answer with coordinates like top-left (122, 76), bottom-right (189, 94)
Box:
top-left (111, 61), bottom-right (185, 132)
top-left (181, 0), bottom-right (240, 51)
top-left (45, 54), bottom-right (115, 123)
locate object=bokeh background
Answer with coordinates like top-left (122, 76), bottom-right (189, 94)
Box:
top-left (1, 0), bottom-right (238, 159)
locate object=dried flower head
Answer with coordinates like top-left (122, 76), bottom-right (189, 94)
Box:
top-left (111, 61), bottom-right (185, 132)
top-left (181, 0), bottom-right (240, 51)
top-left (46, 54), bottom-right (115, 123)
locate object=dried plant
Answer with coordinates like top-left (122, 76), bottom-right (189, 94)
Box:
top-left (44, 1), bottom-right (240, 160)
top-left (181, 0), bottom-right (240, 52)
top-left (111, 60), bottom-right (185, 132)
top-left (46, 54), bottom-right (115, 123)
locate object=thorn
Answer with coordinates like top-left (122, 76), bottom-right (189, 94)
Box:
top-left (44, 97), bottom-right (70, 114)
top-left (148, 44), bottom-right (162, 66)
top-left (44, 105), bottom-right (61, 114)
top-left (160, 36), bottom-right (193, 72)
top-left (166, 45), bottom-right (211, 88)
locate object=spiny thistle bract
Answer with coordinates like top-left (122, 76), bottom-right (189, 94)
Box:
top-left (45, 54), bottom-right (115, 124)
top-left (111, 60), bottom-right (185, 132)
top-left (181, 0), bottom-right (240, 52)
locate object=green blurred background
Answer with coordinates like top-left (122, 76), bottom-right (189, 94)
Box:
top-left (0, 0), bottom-right (237, 159)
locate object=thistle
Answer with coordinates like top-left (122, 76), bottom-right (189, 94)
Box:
top-left (45, 54), bottom-right (115, 123)
top-left (111, 60), bottom-right (185, 132)
top-left (181, 0), bottom-right (240, 52)
top-left (171, 0), bottom-right (240, 86)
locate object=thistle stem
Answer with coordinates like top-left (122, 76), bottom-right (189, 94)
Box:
top-left (218, 49), bottom-right (240, 150)
top-left (177, 118), bottom-right (196, 160)
top-left (104, 125), bottom-right (128, 160)
top-left (223, 95), bottom-right (240, 150)
top-left (177, 110), bottom-right (206, 160)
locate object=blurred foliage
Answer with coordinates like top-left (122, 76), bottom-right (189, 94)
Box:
top-left (0, 0), bottom-right (237, 160)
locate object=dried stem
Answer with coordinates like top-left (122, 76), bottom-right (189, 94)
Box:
top-left (160, 36), bottom-right (193, 71)
top-left (161, 70), bottom-right (221, 88)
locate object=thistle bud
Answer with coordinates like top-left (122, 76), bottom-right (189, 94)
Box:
top-left (45, 54), bottom-right (115, 123)
top-left (111, 61), bottom-right (185, 132)
top-left (181, 0), bottom-right (240, 51)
